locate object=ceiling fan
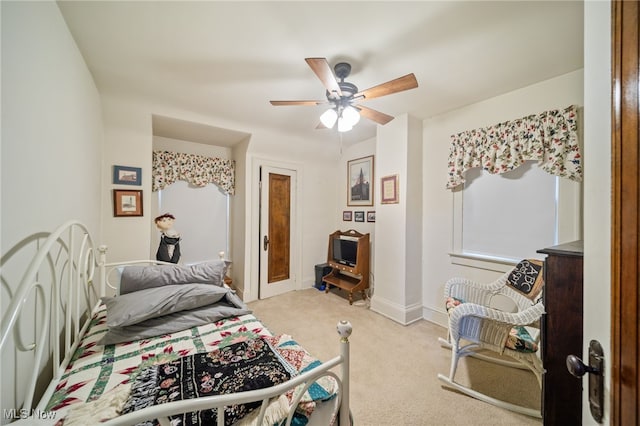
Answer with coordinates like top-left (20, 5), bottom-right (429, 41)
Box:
top-left (270, 58), bottom-right (418, 132)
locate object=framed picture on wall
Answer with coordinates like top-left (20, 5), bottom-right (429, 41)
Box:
top-left (343, 211), bottom-right (352, 221)
top-left (367, 211), bottom-right (376, 222)
top-left (113, 189), bottom-right (143, 217)
top-left (354, 211), bottom-right (365, 222)
top-left (113, 165), bottom-right (142, 185)
top-left (347, 155), bottom-right (374, 206)
top-left (381, 174), bottom-right (399, 204)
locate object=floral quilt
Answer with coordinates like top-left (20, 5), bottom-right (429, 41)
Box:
top-left (47, 304), bottom-right (337, 425)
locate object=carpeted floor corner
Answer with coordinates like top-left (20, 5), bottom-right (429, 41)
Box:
top-left (248, 288), bottom-right (542, 426)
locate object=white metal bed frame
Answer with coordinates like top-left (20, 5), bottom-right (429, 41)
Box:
top-left (1, 220), bottom-right (352, 425)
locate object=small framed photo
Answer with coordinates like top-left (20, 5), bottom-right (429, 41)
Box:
top-left (347, 155), bottom-right (374, 206)
top-left (113, 165), bottom-right (142, 186)
top-left (354, 211), bottom-right (365, 222)
top-left (381, 174), bottom-right (399, 204)
top-left (367, 211), bottom-right (376, 222)
top-left (113, 189), bottom-right (143, 217)
top-left (343, 210), bottom-right (352, 221)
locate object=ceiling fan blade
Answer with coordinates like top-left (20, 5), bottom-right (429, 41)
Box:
top-left (305, 58), bottom-right (342, 97)
top-left (357, 105), bottom-right (395, 125)
top-left (354, 73), bottom-right (418, 101)
top-left (316, 121), bottom-right (329, 129)
top-left (270, 100), bottom-right (327, 106)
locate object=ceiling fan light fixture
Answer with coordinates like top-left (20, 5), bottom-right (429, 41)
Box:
top-left (337, 116), bottom-right (353, 133)
top-left (270, 58), bottom-right (418, 132)
top-left (320, 108), bottom-right (338, 128)
top-left (342, 105), bottom-right (360, 126)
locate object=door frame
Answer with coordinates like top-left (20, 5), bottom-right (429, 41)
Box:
top-left (247, 156), bottom-right (303, 301)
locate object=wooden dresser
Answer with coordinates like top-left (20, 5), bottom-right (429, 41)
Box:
top-left (537, 241), bottom-right (584, 426)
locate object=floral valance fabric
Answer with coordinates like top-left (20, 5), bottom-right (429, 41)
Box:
top-left (446, 105), bottom-right (582, 189)
top-left (152, 150), bottom-right (235, 194)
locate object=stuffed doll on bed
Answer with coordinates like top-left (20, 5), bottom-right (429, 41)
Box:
top-left (154, 213), bottom-right (181, 263)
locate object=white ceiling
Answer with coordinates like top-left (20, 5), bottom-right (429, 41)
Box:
top-left (57, 1), bottom-right (584, 147)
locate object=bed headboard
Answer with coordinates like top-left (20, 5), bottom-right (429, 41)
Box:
top-left (1, 221), bottom-right (189, 416)
top-left (1, 220), bottom-right (99, 416)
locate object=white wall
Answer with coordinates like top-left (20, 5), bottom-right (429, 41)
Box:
top-left (99, 93), bottom-right (339, 301)
top-left (1, 1), bottom-right (103, 420)
top-left (405, 115), bottom-right (423, 306)
top-left (422, 69), bottom-right (584, 327)
top-left (337, 137), bottom-right (377, 292)
top-left (243, 131), bottom-right (338, 301)
top-left (231, 138), bottom-right (249, 293)
top-left (101, 95), bottom-right (159, 265)
top-left (299, 157), bottom-right (342, 286)
top-left (100, 96), bottom-right (249, 278)
top-left (371, 114), bottom-right (423, 324)
top-left (582, 1), bottom-right (611, 423)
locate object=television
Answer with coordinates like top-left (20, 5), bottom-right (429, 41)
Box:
top-left (332, 237), bottom-right (358, 267)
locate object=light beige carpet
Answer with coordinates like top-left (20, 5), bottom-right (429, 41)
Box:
top-left (248, 288), bottom-right (542, 426)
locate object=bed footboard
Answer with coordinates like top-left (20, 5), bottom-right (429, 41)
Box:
top-left (103, 321), bottom-right (352, 426)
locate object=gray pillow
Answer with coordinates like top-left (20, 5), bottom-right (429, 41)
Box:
top-left (119, 260), bottom-right (230, 295)
top-left (99, 291), bottom-right (251, 345)
top-left (102, 284), bottom-right (231, 327)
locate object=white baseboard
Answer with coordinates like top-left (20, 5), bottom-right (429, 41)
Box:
top-left (302, 277), bottom-right (316, 289)
top-left (370, 295), bottom-right (423, 325)
top-left (422, 305), bottom-right (449, 328)
top-left (235, 285), bottom-right (247, 301)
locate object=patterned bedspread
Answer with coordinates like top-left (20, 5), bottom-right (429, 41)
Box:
top-left (47, 304), bottom-right (337, 425)
top-left (123, 338), bottom-right (294, 425)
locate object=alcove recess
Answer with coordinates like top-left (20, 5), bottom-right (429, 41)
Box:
top-left (323, 229), bottom-right (370, 305)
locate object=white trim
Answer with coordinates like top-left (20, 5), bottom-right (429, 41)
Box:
top-left (422, 306), bottom-right (449, 329)
top-left (370, 295), bottom-right (423, 325)
top-left (448, 252), bottom-right (518, 273)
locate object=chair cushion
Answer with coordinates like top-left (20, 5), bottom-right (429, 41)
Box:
top-left (506, 326), bottom-right (538, 353)
top-left (506, 259), bottom-right (544, 300)
top-left (445, 297), bottom-right (538, 353)
top-left (445, 296), bottom-right (464, 313)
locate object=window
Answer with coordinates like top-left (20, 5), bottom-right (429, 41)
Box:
top-left (157, 180), bottom-right (229, 264)
top-left (451, 161), bottom-right (581, 272)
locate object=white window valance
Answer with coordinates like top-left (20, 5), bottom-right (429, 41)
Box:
top-left (152, 150), bottom-right (235, 194)
top-left (446, 105), bottom-right (582, 189)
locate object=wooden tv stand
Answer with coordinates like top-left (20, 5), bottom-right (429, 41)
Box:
top-left (323, 230), bottom-right (370, 305)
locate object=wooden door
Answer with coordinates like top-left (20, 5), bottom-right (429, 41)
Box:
top-left (259, 166), bottom-right (296, 298)
top-left (267, 172), bottom-right (290, 282)
top-left (611, 1), bottom-right (640, 423)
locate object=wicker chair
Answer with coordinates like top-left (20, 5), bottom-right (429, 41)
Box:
top-left (437, 259), bottom-right (545, 418)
